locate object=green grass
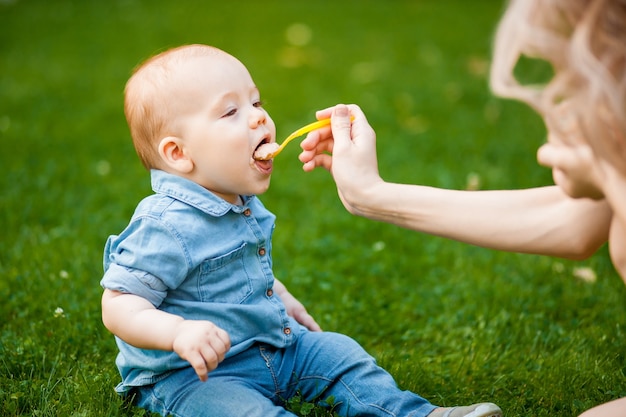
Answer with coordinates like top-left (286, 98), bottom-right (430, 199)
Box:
top-left (1, 1), bottom-right (625, 416)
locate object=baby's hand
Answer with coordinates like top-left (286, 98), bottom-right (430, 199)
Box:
top-left (172, 320), bottom-right (231, 381)
top-left (273, 279), bottom-right (322, 332)
top-left (284, 295), bottom-right (322, 332)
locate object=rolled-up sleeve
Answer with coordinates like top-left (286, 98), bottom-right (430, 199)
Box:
top-left (101, 263), bottom-right (168, 307)
top-left (101, 215), bottom-right (190, 307)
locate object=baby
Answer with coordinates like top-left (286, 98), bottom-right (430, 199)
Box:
top-left (100, 44), bottom-right (501, 417)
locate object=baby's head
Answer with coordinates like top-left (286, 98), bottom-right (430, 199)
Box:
top-left (124, 44), bottom-right (276, 203)
top-left (124, 44), bottom-right (213, 170)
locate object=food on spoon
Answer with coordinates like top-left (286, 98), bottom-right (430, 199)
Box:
top-left (253, 142), bottom-right (280, 161)
top-left (253, 117), bottom-right (347, 161)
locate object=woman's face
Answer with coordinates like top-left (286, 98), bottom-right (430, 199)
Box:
top-left (537, 107), bottom-right (604, 200)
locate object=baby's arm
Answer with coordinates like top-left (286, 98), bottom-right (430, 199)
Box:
top-left (273, 279), bottom-right (321, 332)
top-left (101, 289), bottom-right (230, 381)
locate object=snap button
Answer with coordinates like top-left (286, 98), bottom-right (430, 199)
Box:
top-left (243, 208), bottom-right (251, 216)
top-left (258, 247), bottom-right (266, 256)
top-left (266, 289), bottom-right (273, 297)
top-left (283, 327), bottom-right (291, 335)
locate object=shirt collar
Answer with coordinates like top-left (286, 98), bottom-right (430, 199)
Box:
top-left (150, 169), bottom-right (254, 216)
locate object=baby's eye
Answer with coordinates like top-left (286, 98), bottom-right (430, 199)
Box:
top-left (223, 108), bottom-right (237, 117)
top-left (253, 100), bottom-right (264, 108)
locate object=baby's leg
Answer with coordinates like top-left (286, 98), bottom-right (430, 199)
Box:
top-left (284, 331), bottom-right (438, 417)
top-left (132, 359), bottom-right (297, 417)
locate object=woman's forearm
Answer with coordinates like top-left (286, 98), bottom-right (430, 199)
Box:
top-left (350, 183), bottom-right (611, 259)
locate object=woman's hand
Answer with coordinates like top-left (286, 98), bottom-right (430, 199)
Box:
top-left (536, 137), bottom-right (605, 200)
top-left (299, 104), bottom-right (384, 215)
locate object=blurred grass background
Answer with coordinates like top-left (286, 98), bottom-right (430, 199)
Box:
top-left (1, 0), bottom-right (625, 416)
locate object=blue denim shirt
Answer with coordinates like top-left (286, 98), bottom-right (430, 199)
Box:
top-left (101, 170), bottom-right (301, 392)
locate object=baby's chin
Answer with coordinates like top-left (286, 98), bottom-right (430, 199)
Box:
top-left (247, 174), bottom-right (272, 196)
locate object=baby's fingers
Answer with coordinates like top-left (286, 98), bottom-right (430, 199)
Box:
top-left (201, 345), bottom-right (221, 372)
top-left (188, 343), bottom-right (228, 382)
top-left (186, 351), bottom-right (210, 382)
top-left (211, 328), bottom-right (231, 362)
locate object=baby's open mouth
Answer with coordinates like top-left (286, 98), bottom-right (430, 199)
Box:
top-left (253, 140), bottom-right (280, 161)
top-left (252, 138), bottom-right (275, 174)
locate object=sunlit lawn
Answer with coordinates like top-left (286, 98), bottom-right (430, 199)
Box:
top-left (1, 1), bottom-right (625, 416)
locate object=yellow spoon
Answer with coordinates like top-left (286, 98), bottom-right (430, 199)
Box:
top-left (254, 118), bottom-right (334, 161)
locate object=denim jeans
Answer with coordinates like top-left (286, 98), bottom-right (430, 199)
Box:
top-left (133, 331), bottom-right (437, 417)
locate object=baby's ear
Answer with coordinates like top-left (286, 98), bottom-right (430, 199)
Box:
top-left (158, 136), bottom-right (194, 174)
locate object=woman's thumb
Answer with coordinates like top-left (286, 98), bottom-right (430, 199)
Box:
top-left (331, 104), bottom-right (353, 150)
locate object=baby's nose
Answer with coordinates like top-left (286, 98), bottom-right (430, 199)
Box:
top-left (250, 109), bottom-right (266, 127)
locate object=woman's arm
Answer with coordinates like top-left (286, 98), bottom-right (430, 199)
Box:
top-left (352, 182), bottom-right (611, 260)
top-left (300, 104), bottom-right (612, 260)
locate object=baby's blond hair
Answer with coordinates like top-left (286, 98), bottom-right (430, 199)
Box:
top-left (124, 44), bottom-right (225, 169)
top-left (491, 0), bottom-right (626, 147)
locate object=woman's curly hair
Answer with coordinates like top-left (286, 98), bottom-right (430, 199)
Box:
top-left (490, 0), bottom-right (626, 153)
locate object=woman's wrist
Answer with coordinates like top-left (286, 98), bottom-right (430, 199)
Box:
top-left (341, 179), bottom-right (389, 219)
